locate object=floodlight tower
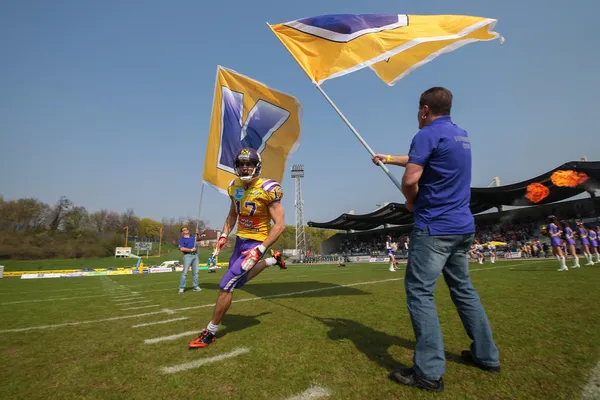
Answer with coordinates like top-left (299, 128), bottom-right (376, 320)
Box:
top-left (291, 164), bottom-right (307, 259)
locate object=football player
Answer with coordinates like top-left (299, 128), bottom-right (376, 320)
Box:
top-left (189, 148), bottom-right (286, 349)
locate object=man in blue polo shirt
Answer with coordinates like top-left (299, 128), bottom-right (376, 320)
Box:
top-left (178, 226), bottom-right (202, 294)
top-left (372, 87), bottom-right (500, 392)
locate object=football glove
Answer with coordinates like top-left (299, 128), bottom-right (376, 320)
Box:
top-left (213, 234), bottom-right (227, 256)
top-left (240, 245), bottom-right (266, 271)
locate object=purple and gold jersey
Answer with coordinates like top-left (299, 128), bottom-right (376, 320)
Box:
top-left (227, 177), bottom-right (283, 242)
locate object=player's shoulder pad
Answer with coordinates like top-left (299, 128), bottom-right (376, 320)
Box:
top-left (228, 179), bottom-right (238, 187)
top-left (260, 179), bottom-right (283, 201)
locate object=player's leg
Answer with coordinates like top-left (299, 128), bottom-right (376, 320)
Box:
top-left (247, 250), bottom-right (286, 282)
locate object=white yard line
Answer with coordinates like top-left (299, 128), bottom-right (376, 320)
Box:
top-left (159, 348), bottom-right (250, 373)
top-left (0, 262), bottom-right (533, 334)
top-left (581, 360), bottom-right (600, 400)
top-left (121, 304), bottom-right (160, 311)
top-left (144, 331), bottom-right (199, 344)
top-left (115, 300), bottom-right (151, 306)
top-left (132, 317), bottom-right (188, 328)
top-left (173, 262), bottom-right (530, 313)
top-left (285, 386), bottom-right (330, 400)
top-left (0, 309), bottom-right (174, 333)
top-left (0, 291), bottom-right (143, 305)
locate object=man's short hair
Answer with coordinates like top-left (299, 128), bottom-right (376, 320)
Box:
top-left (419, 87), bottom-right (453, 116)
top-left (180, 226), bottom-right (187, 233)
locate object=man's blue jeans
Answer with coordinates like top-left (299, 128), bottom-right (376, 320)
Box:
top-left (179, 253), bottom-right (199, 289)
top-left (405, 229), bottom-right (500, 380)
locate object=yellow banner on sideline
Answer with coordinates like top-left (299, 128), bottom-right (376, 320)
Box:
top-left (269, 14), bottom-right (503, 85)
top-left (202, 66), bottom-right (302, 195)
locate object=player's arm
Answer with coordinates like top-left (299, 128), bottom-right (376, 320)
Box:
top-left (372, 154), bottom-right (409, 167)
top-left (261, 201), bottom-right (285, 250)
top-left (213, 200), bottom-right (237, 256)
top-left (220, 200), bottom-right (238, 237)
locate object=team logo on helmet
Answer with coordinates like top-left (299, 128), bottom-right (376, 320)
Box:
top-left (235, 148), bottom-right (262, 182)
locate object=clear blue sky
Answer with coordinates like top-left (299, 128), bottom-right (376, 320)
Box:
top-left (1, 0), bottom-right (598, 228)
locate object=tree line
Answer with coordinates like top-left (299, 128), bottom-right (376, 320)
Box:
top-left (0, 195), bottom-right (204, 260)
top-left (0, 195), bottom-right (338, 260)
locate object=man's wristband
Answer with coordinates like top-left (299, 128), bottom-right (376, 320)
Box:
top-left (257, 244), bottom-right (267, 254)
top-left (386, 155), bottom-right (391, 163)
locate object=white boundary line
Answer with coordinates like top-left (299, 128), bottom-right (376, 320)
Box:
top-left (115, 300), bottom-right (151, 306)
top-left (582, 360), bottom-right (600, 400)
top-left (285, 386), bottom-right (330, 400)
top-left (0, 309), bottom-right (174, 333)
top-left (132, 317), bottom-right (189, 328)
top-left (0, 262), bottom-right (536, 334)
top-left (144, 330), bottom-right (199, 344)
top-left (159, 347), bottom-right (250, 373)
top-left (121, 305), bottom-right (161, 311)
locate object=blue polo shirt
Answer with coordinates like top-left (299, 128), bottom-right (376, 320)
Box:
top-left (178, 235), bottom-right (196, 251)
top-left (407, 116), bottom-right (475, 235)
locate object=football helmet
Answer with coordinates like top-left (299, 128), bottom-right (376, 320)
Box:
top-left (234, 148), bottom-right (262, 182)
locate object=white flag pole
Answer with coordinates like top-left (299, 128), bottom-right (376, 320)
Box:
top-left (194, 181), bottom-right (205, 234)
top-left (313, 84), bottom-right (403, 191)
top-left (266, 23), bottom-right (403, 192)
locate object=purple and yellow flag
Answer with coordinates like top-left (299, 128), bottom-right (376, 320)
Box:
top-left (202, 66), bottom-right (302, 195)
top-left (269, 14), bottom-right (503, 86)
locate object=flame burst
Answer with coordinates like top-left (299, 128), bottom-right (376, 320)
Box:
top-left (550, 170), bottom-right (589, 187)
top-left (526, 183), bottom-right (550, 203)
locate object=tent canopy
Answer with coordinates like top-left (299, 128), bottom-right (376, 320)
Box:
top-left (308, 161), bottom-right (600, 231)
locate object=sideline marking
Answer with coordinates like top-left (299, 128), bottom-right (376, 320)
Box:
top-left (132, 317), bottom-right (188, 328)
top-left (159, 348), bottom-right (250, 373)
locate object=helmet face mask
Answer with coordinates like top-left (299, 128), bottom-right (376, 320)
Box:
top-left (234, 148), bottom-right (262, 182)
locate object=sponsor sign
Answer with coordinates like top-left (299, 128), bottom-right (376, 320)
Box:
top-left (21, 273), bottom-right (62, 279)
top-left (115, 247), bottom-right (132, 257)
top-left (135, 242), bottom-right (152, 251)
top-left (149, 267), bottom-right (173, 274)
top-left (369, 256), bottom-right (391, 263)
top-left (350, 256), bottom-right (371, 263)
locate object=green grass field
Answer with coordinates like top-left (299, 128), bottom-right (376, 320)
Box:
top-left (0, 259), bottom-right (598, 399)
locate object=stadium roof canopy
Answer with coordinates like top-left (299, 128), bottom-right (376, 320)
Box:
top-left (308, 161), bottom-right (600, 231)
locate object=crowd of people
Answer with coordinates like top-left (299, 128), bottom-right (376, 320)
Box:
top-left (332, 218), bottom-right (599, 260)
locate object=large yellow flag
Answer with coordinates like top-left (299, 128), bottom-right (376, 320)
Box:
top-left (202, 66), bottom-right (302, 195)
top-left (269, 14), bottom-right (503, 85)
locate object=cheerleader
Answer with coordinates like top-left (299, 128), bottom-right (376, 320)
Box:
top-left (488, 243), bottom-right (496, 263)
top-left (591, 227), bottom-right (600, 263)
top-left (548, 216), bottom-right (567, 271)
top-left (562, 220), bottom-right (580, 269)
top-left (385, 235), bottom-right (398, 272)
top-left (474, 240), bottom-right (484, 264)
top-left (576, 221), bottom-right (594, 265)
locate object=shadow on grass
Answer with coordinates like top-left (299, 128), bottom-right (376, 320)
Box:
top-left (316, 317), bottom-right (467, 370)
top-left (273, 302), bottom-right (467, 371)
top-left (240, 281), bottom-right (370, 299)
top-left (217, 311), bottom-right (272, 339)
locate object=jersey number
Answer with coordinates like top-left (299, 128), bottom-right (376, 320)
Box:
top-left (236, 201), bottom-right (257, 216)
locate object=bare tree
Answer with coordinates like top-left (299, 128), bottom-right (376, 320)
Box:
top-left (48, 196), bottom-right (73, 232)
